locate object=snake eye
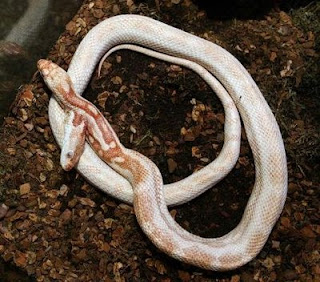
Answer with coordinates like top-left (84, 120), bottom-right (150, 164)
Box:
top-left (66, 151), bottom-right (74, 158)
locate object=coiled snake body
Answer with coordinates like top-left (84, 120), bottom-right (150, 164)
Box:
top-left (38, 15), bottom-right (287, 271)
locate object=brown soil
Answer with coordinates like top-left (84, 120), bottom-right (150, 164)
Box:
top-left (0, 0), bottom-right (319, 281)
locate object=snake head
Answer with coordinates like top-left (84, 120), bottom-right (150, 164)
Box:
top-left (38, 59), bottom-right (87, 171)
top-left (37, 59), bottom-right (75, 107)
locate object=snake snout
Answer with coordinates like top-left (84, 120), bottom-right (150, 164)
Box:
top-left (60, 150), bottom-right (75, 171)
top-left (60, 155), bottom-right (74, 172)
top-left (37, 59), bottom-right (52, 77)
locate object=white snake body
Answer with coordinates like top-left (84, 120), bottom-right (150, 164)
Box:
top-left (41, 15), bottom-right (288, 270)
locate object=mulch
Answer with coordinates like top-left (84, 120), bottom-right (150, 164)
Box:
top-left (0, 0), bottom-right (319, 281)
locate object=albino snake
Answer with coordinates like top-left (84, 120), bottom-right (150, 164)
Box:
top-left (38, 15), bottom-right (287, 271)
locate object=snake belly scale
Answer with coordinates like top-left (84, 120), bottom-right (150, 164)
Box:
top-left (38, 14), bottom-right (287, 271)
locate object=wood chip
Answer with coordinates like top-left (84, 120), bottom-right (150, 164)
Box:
top-left (19, 183), bottom-right (31, 195)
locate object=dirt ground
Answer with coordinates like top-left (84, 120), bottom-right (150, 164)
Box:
top-left (0, 0), bottom-right (319, 281)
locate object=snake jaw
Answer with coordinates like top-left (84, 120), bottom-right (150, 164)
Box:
top-left (60, 154), bottom-right (74, 171)
top-left (60, 110), bottom-right (87, 171)
top-left (60, 150), bottom-right (76, 171)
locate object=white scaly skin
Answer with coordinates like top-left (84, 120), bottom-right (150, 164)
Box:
top-left (38, 14), bottom-right (287, 270)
